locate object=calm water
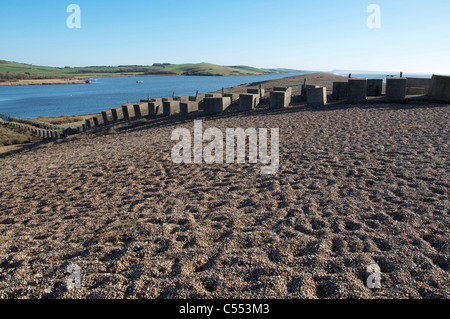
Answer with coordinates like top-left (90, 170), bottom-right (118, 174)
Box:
top-left (0, 73), bottom-right (308, 119)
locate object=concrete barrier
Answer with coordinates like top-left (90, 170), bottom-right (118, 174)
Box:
top-left (121, 105), bottom-right (131, 120)
top-left (148, 101), bottom-right (163, 116)
top-left (429, 75), bottom-right (450, 103)
top-left (223, 93), bottom-right (240, 103)
top-left (386, 78), bottom-right (407, 102)
top-left (247, 88), bottom-right (265, 98)
top-left (307, 87), bottom-right (327, 106)
top-left (406, 78), bottom-right (432, 95)
top-left (301, 85), bottom-right (318, 101)
top-left (367, 79), bottom-right (383, 96)
top-left (204, 97), bottom-right (231, 115)
top-left (93, 116), bottom-right (104, 127)
top-left (332, 82), bottom-right (348, 100)
top-left (189, 94), bottom-right (205, 102)
top-left (180, 101), bottom-right (199, 115)
top-left (239, 93), bottom-right (260, 111)
top-left (348, 79), bottom-right (367, 104)
top-left (133, 104), bottom-right (144, 118)
top-left (102, 110), bottom-right (114, 125)
top-left (272, 87), bottom-right (292, 104)
top-left (163, 101), bottom-right (181, 116)
top-left (111, 108), bottom-right (122, 122)
top-left (269, 91), bottom-right (290, 109)
top-left (101, 111), bottom-right (109, 125)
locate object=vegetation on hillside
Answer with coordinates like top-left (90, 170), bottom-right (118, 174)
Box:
top-left (0, 60), bottom-right (283, 81)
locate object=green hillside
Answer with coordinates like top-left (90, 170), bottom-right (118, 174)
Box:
top-left (0, 60), bottom-right (282, 81)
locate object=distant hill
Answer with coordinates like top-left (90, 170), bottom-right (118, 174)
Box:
top-left (273, 68), bottom-right (313, 74)
top-left (0, 60), bottom-right (284, 81)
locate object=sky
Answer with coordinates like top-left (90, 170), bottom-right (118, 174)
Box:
top-left (1, 0), bottom-right (449, 74)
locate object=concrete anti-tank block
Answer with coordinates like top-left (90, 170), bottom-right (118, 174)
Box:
top-left (332, 82), bottom-right (348, 100)
top-left (272, 87), bottom-right (292, 104)
top-left (148, 102), bottom-right (163, 116)
top-left (163, 101), bottom-right (181, 116)
top-left (307, 87), bottom-right (327, 106)
top-left (269, 91), bottom-right (290, 109)
top-left (247, 88), bottom-right (265, 98)
top-left (429, 75), bottom-right (450, 103)
top-left (180, 101), bottom-right (199, 115)
top-left (386, 78), bottom-right (407, 102)
top-left (223, 93), bottom-right (240, 103)
top-left (348, 79), bottom-right (367, 104)
top-left (204, 97), bottom-right (231, 115)
top-left (367, 79), bottom-right (383, 96)
top-left (239, 94), bottom-right (260, 111)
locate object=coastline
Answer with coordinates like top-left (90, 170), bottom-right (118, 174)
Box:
top-left (0, 77), bottom-right (88, 86)
top-left (0, 72), bottom-right (281, 87)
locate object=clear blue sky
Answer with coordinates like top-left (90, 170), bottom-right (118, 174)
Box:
top-left (1, 0), bottom-right (449, 74)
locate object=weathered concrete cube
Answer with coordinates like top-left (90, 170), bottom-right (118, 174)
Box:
top-left (239, 93), bottom-right (260, 111)
top-left (386, 78), bottom-right (407, 102)
top-left (93, 116), bottom-right (104, 127)
top-left (101, 111), bottom-right (111, 125)
top-left (111, 107), bottom-right (124, 122)
top-left (224, 93), bottom-right (240, 103)
top-left (307, 87), bottom-right (327, 106)
top-left (133, 104), bottom-right (143, 118)
top-left (272, 87), bottom-right (292, 104)
top-left (180, 101), bottom-right (199, 115)
top-left (332, 82), bottom-right (348, 100)
top-left (148, 102), bottom-right (163, 116)
top-left (163, 101), bottom-right (181, 116)
top-left (348, 79), bottom-right (367, 104)
top-left (204, 97), bottom-right (231, 115)
top-left (247, 88), bottom-right (265, 98)
top-left (429, 75), bottom-right (450, 103)
top-left (121, 104), bottom-right (136, 120)
top-left (189, 94), bottom-right (205, 102)
top-left (270, 91), bottom-right (290, 109)
top-left (301, 85), bottom-right (318, 101)
top-left (367, 79), bottom-right (383, 96)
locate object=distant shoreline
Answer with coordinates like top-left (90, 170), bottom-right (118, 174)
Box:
top-left (0, 72), bottom-right (281, 87)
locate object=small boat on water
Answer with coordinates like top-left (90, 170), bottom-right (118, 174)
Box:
top-left (136, 80), bottom-right (144, 83)
top-left (85, 79), bottom-right (92, 84)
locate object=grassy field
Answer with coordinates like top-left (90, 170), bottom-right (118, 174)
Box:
top-left (0, 60), bottom-right (282, 80)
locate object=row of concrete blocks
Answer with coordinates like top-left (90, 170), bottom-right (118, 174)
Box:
top-left (85, 95), bottom-right (210, 128)
top-left (86, 88), bottom-right (277, 128)
top-left (9, 121), bottom-right (63, 139)
top-left (332, 75), bottom-right (450, 103)
top-left (332, 78), bottom-right (410, 103)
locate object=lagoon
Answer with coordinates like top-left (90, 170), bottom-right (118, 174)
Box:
top-left (0, 73), bottom-right (308, 119)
